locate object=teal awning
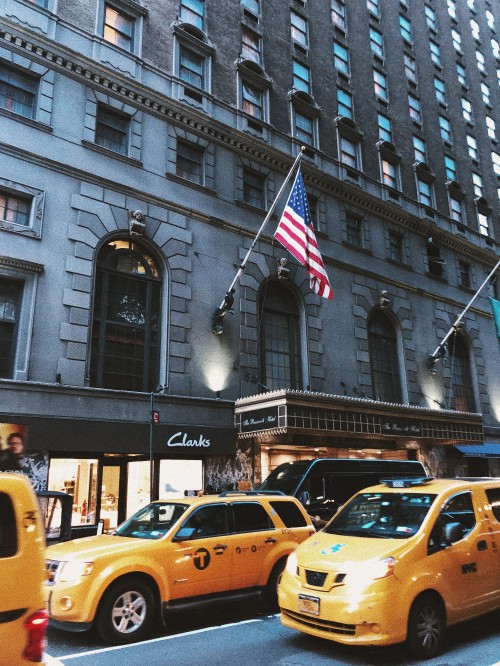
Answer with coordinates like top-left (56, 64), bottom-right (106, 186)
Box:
top-left (455, 443), bottom-right (500, 458)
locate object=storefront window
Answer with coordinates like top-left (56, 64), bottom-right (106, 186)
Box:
top-left (47, 459), bottom-right (98, 526)
top-left (127, 460), bottom-right (151, 517)
top-left (159, 459), bottom-right (203, 498)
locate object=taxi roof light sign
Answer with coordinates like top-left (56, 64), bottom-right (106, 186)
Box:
top-left (380, 476), bottom-right (434, 488)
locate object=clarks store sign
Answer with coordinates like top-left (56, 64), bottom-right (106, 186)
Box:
top-left (240, 407), bottom-right (280, 433)
top-left (166, 431), bottom-right (211, 448)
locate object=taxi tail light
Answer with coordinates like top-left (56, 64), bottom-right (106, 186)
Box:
top-left (23, 609), bottom-right (48, 662)
top-left (308, 527), bottom-right (316, 536)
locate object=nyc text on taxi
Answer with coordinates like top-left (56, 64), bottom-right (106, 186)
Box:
top-left (45, 491), bottom-right (314, 644)
top-left (279, 477), bottom-right (500, 658)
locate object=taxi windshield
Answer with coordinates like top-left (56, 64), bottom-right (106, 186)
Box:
top-left (324, 492), bottom-right (436, 539)
top-left (114, 502), bottom-right (188, 539)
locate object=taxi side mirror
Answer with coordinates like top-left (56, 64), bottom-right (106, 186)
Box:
top-left (444, 521), bottom-right (463, 545)
top-left (172, 527), bottom-right (196, 542)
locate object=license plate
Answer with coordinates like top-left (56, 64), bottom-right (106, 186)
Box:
top-left (298, 594), bottom-right (320, 616)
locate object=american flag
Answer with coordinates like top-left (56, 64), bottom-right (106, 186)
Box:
top-left (274, 169), bottom-right (333, 300)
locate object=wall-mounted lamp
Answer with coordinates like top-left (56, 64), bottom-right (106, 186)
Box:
top-left (129, 210), bottom-right (146, 236)
top-left (212, 289), bottom-right (235, 335)
top-left (379, 290), bottom-right (390, 309)
top-left (277, 257), bottom-right (290, 279)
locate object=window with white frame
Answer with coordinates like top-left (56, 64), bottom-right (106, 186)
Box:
top-left (404, 54), bottom-right (417, 83)
top-left (370, 28), bottom-right (384, 59)
top-left (461, 97), bottom-right (473, 122)
top-left (241, 26), bottom-right (261, 64)
top-left (430, 41), bottom-right (441, 67)
top-left (449, 194), bottom-right (464, 223)
top-left (408, 94), bottom-right (421, 123)
top-left (466, 134), bottom-right (478, 160)
top-left (294, 110), bottom-right (315, 146)
top-left (291, 11), bottom-right (308, 49)
top-left (481, 82), bottom-right (491, 105)
top-left (472, 172), bottom-right (483, 196)
top-left (241, 0), bottom-right (259, 16)
top-left (378, 113), bottom-right (392, 142)
top-left (425, 5), bottom-right (437, 32)
top-left (176, 140), bottom-right (204, 184)
top-left (179, 44), bottom-right (206, 89)
top-left (466, 0), bottom-right (475, 9)
top-left (477, 210), bottom-right (490, 236)
top-left (413, 135), bottom-right (426, 162)
top-left (456, 62), bottom-right (467, 85)
top-left (292, 59), bottom-right (310, 93)
top-left (95, 105), bottom-right (129, 155)
top-left (439, 115), bottom-right (452, 143)
top-left (476, 50), bottom-right (485, 72)
top-left (381, 159), bottom-right (398, 189)
top-left (241, 80), bottom-right (264, 119)
top-left (0, 190), bottom-right (32, 228)
top-left (0, 178), bottom-right (44, 236)
top-left (367, 0), bottom-right (379, 18)
top-left (399, 15), bottom-right (412, 44)
top-left (486, 10), bottom-right (495, 31)
top-left (470, 19), bottom-right (480, 41)
top-left (492, 151), bottom-right (500, 175)
top-left (444, 155), bottom-right (456, 180)
top-left (452, 29), bottom-right (462, 52)
top-left (337, 88), bottom-right (352, 118)
top-left (434, 77), bottom-right (446, 105)
top-left (180, 0), bottom-right (204, 31)
top-left (417, 178), bottom-right (433, 207)
top-left (0, 63), bottom-right (38, 119)
top-left (333, 41), bottom-right (350, 76)
top-left (373, 69), bottom-right (388, 101)
top-left (339, 135), bottom-right (359, 169)
top-left (492, 39), bottom-right (500, 60)
top-left (486, 116), bottom-right (496, 140)
top-left (447, 0), bottom-right (457, 19)
top-left (103, 4), bottom-right (135, 51)
top-left (332, 0), bottom-right (346, 30)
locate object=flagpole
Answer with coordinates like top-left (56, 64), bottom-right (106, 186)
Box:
top-left (427, 255), bottom-right (500, 371)
top-left (212, 147), bottom-right (305, 334)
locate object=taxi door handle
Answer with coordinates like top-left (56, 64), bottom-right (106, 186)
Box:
top-left (264, 537), bottom-right (277, 544)
top-left (477, 540), bottom-right (487, 551)
top-left (213, 544), bottom-right (227, 553)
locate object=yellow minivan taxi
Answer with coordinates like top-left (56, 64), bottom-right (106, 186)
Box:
top-left (45, 492), bottom-right (314, 645)
top-left (0, 472), bottom-right (48, 665)
top-left (279, 477), bottom-right (500, 659)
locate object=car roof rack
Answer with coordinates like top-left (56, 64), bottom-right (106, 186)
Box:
top-left (380, 476), bottom-right (434, 488)
top-left (218, 490), bottom-right (286, 497)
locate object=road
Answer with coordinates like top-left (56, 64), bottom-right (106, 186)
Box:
top-left (45, 599), bottom-right (500, 666)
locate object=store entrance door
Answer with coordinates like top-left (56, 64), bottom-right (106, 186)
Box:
top-left (100, 464), bottom-right (121, 531)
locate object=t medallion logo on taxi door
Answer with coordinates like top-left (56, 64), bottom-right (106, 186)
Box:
top-left (193, 548), bottom-right (211, 570)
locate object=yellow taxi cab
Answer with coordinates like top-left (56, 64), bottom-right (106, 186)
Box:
top-left (45, 491), bottom-right (314, 645)
top-left (279, 477), bottom-right (500, 659)
top-left (0, 472), bottom-right (48, 665)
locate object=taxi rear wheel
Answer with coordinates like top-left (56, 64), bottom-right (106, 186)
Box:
top-left (96, 577), bottom-right (156, 645)
top-left (407, 594), bottom-right (445, 659)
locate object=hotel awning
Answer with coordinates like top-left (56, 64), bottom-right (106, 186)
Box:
top-left (454, 443), bottom-right (500, 457)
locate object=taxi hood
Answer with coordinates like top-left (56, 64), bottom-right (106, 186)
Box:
top-left (46, 534), bottom-right (154, 561)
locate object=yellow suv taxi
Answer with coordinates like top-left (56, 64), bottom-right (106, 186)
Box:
top-left (279, 477), bottom-right (500, 659)
top-left (0, 472), bottom-right (48, 665)
top-left (46, 491), bottom-right (314, 644)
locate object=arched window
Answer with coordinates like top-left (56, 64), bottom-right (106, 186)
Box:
top-left (368, 311), bottom-right (402, 402)
top-left (90, 239), bottom-right (162, 391)
top-left (259, 282), bottom-right (302, 391)
top-left (448, 333), bottom-right (474, 412)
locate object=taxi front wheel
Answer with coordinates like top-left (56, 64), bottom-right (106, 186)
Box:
top-left (96, 577), bottom-right (156, 645)
top-left (266, 558), bottom-right (287, 611)
top-left (407, 594), bottom-right (445, 659)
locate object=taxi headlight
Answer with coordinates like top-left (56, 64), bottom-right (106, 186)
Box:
top-left (345, 556), bottom-right (395, 582)
top-left (285, 551), bottom-right (298, 576)
top-left (58, 560), bottom-right (94, 583)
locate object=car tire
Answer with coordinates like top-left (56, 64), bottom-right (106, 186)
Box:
top-left (96, 577), bottom-right (156, 645)
top-left (266, 558), bottom-right (286, 611)
top-left (407, 594), bottom-right (445, 659)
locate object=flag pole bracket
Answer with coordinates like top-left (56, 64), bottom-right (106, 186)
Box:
top-left (211, 289), bottom-right (235, 336)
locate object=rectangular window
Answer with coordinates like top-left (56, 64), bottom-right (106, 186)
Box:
top-left (487, 10), bottom-right (495, 30)
top-left (413, 135), bottom-right (426, 162)
top-left (373, 69), bottom-right (388, 101)
top-left (339, 136), bottom-right (358, 169)
top-left (0, 192), bottom-right (31, 226)
top-left (452, 29), bottom-right (462, 52)
top-left (292, 59), bottom-right (310, 93)
top-left (370, 28), bottom-right (384, 59)
top-left (331, 0), bottom-right (346, 30)
top-left (0, 64), bottom-right (37, 119)
top-left (399, 15), bottom-right (412, 44)
top-left (291, 11), bottom-right (308, 48)
top-left (294, 111), bottom-right (314, 146)
top-left (337, 88), bottom-right (352, 118)
top-left (486, 116), bottom-right (496, 140)
top-left (241, 0), bottom-right (259, 16)
top-left (0, 281), bottom-right (21, 379)
top-left (381, 159), bottom-right (398, 188)
top-left (243, 168), bottom-right (265, 208)
top-left (417, 178), bottom-right (433, 207)
top-left (176, 141), bottom-right (204, 184)
top-left (434, 77), bottom-right (446, 105)
top-left (476, 50), bottom-right (485, 72)
top-left (481, 82), bottom-right (490, 105)
top-left (408, 94), bottom-right (421, 123)
top-left (367, 0), bottom-right (379, 18)
top-left (461, 97), bottom-right (473, 123)
top-left (449, 195), bottom-right (463, 223)
top-left (333, 41), bottom-right (350, 76)
top-left (458, 261), bottom-right (471, 288)
top-left (439, 115), bottom-right (452, 143)
top-left (470, 19), bottom-right (480, 41)
top-left (346, 212), bottom-right (362, 246)
top-left (404, 54), bottom-right (417, 83)
top-left (242, 26), bottom-right (261, 63)
top-left (389, 231), bottom-right (403, 262)
top-left (180, 0), bottom-right (204, 31)
top-left (103, 4), bottom-right (134, 51)
top-left (492, 39), bottom-right (500, 60)
top-left (493, 151), bottom-right (500, 175)
top-left (472, 172), bottom-right (483, 197)
top-left (95, 106), bottom-right (129, 155)
top-left (456, 62), bottom-right (466, 85)
top-left (378, 113), bottom-right (392, 142)
top-left (242, 81), bottom-right (263, 119)
top-left (444, 155), bottom-right (456, 180)
top-left (478, 212), bottom-right (490, 236)
top-left (448, 0), bottom-right (457, 19)
top-left (466, 134), bottom-right (477, 160)
top-left (425, 5), bottom-right (437, 31)
top-left (179, 46), bottom-right (205, 89)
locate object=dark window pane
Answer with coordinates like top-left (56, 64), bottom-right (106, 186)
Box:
top-left (0, 64), bottom-right (37, 118)
top-left (176, 141), bottom-right (203, 184)
top-left (269, 501), bottom-right (307, 527)
top-left (243, 169), bottom-right (265, 207)
top-left (0, 493), bottom-right (17, 557)
top-left (368, 312), bottom-right (402, 402)
top-left (95, 107), bottom-right (129, 155)
top-left (231, 502), bottom-right (272, 532)
top-left (0, 282), bottom-right (21, 379)
top-left (0, 193), bottom-right (31, 226)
